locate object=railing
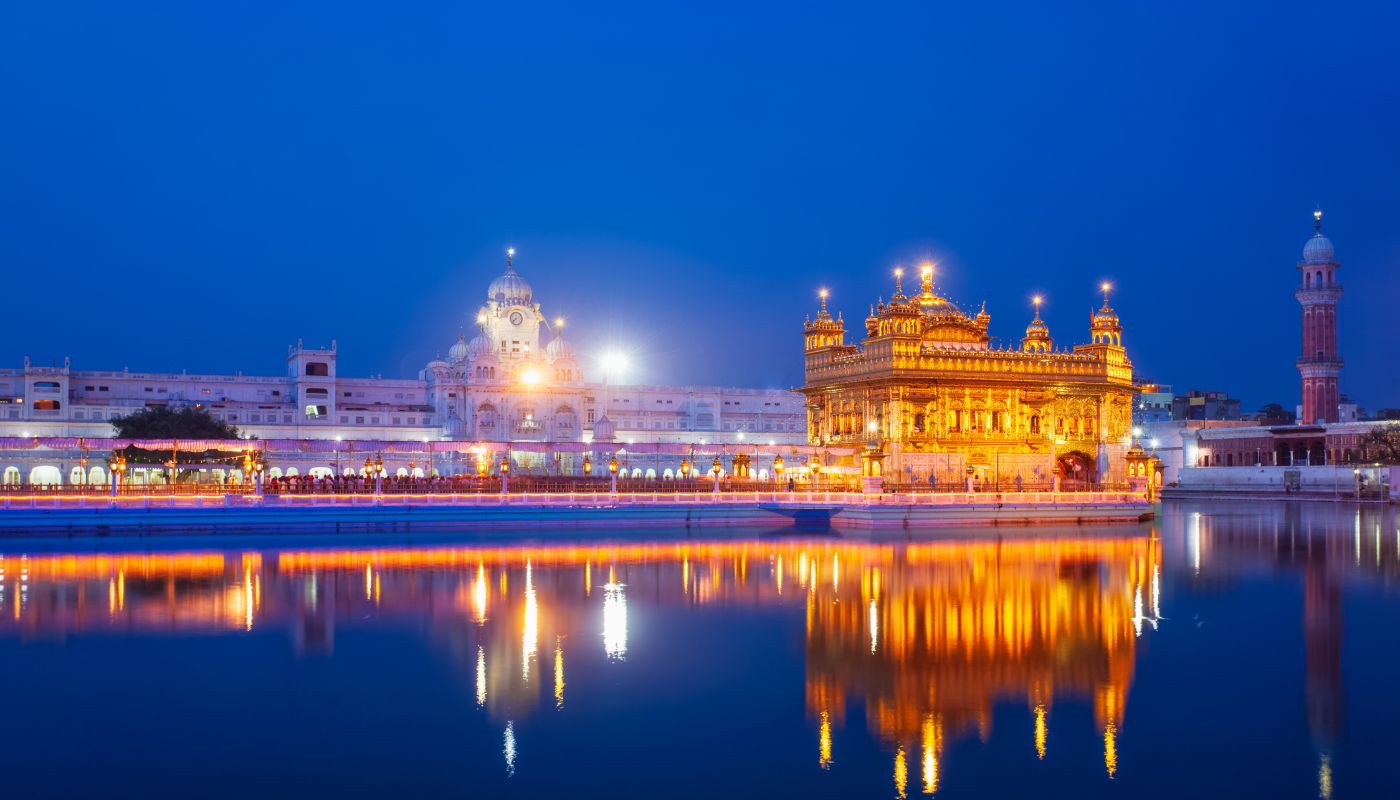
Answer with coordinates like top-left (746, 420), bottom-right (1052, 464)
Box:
top-left (0, 483), bottom-right (255, 496)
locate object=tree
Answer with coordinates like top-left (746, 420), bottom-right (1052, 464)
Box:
top-left (1358, 424), bottom-right (1400, 464)
top-left (1255, 403), bottom-right (1295, 425)
top-left (112, 406), bottom-right (240, 439)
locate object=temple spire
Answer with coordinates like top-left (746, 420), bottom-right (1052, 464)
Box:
top-left (1100, 281), bottom-right (1112, 309)
top-left (1314, 206), bottom-right (1323, 233)
top-left (507, 246), bottom-right (516, 270)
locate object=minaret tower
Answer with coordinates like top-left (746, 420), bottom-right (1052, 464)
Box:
top-left (1296, 209), bottom-right (1343, 424)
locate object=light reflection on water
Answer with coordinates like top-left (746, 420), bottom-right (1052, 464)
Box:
top-left (0, 501), bottom-right (1396, 797)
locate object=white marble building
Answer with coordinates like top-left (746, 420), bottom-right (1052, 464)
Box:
top-left (0, 253), bottom-right (806, 449)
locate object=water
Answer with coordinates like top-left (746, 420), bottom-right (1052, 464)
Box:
top-left (0, 501), bottom-right (1395, 798)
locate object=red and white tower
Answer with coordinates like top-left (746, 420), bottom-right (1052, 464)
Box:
top-left (1296, 209), bottom-right (1342, 424)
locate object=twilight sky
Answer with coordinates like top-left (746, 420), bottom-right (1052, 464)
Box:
top-left (3, 1), bottom-right (1398, 411)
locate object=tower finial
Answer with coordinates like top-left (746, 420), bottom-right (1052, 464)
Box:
top-left (893, 267), bottom-right (904, 297)
top-left (1314, 206), bottom-right (1323, 233)
top-left (1100, 281), bottom-right (1112, 309)
top-left (507, 246), bottom-right (516, 268)
top-left (1032, 294), bottom-right (1043, 321)
top-left (819, 288), bottom-right (829, 314)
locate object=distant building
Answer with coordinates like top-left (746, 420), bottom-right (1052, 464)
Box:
top-left (1172, 390), bottom-right (1242, 421)
top-left (0, 252), bottom-right (807, 485)
top-left (1133, 380), bottom-right (1174, 424)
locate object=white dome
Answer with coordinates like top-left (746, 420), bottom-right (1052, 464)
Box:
top-left (448, 332), bottom-right (469, 363)
top-left (468, 335), bottom-right (494, 359)
top-left (1303, 233), bottom-right (1335, 265)
top-left (546, 335), bottom-right (575, 361)
top-left (487, 264), bottom-right (533, 305)
top-left (592, 415), bottom-right (616, 442)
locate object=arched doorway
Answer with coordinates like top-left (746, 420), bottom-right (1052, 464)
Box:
top-left (29, 466), bottom-right (62, 486)
top-left (1055, 451), bottom-right (1095, 489)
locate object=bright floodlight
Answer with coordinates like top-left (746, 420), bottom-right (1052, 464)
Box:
top-left (507, 247), bottom-right (516, 257)
top-left (1032, 295), bottom-right (1043, 306)
top-left (600, 352), bottom-right (629, 377)
top-left (521, 368), bottom-right (541, 387)
top-left (555, 317), bottom-right (564, 329)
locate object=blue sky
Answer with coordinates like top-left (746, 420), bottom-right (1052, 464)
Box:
top-left (3, 1), bottom-right (1397, 410)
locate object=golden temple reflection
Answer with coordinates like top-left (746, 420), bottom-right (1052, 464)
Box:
top-left (920, 716), bottom-right (941, 795)
top-left (553, 639), bottom-right (565, 709)
top-left (775, 554), bottom-right (783, 595)
top-left (364, 563), bottom-right (372, 601)
top-left (683, 558), bottom-right (689, 593)
top-left (1319, 754), bottom-right (1333, 800)
top-left (1034, 705), bottom-right (1047, 760)
top-left (1104, 722), bottom-right (1118, 778)
top-left (818, 710), bottom-right (833, 769)
top-left (475, 645), bottom-right (487, 707)
top-left (373, 571), bottom-right (380, 606)
top-left (894, 745), bottom-right (909, 799)
top-left (584, 560), bottom-right (591, 596)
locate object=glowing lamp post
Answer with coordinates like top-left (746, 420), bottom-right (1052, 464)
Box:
top-left (583, 455), bottom-right (593, 477)
top-left (680, 458), bottom-right (690, 482)
top-left (476, 457), bottom-right (488, 477)
top-left (774, 455), bottom-right (784, 489)
top-left (810, 456), bottom-right (822, 492)
top-left (711, 456), bottom-right (722, 493)
top-left (109, 453), bottom-right (127, 498)
top-left (608, 455), bottom-right (619, 493)
top-left (500, 456), bottom-right (510, 494)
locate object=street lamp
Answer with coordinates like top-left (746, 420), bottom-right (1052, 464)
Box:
top-left (774, 455), bottom-right (784, 489)
top-left (500, 456), bottom-right (510, 494)
top-left (679, 458), bottom-right (690, 482)
top-left (711, 455), bottom-right (722, 493)
top-left (608, 455), bottom-right (619, 493)
top-left (810, 456), bottom-right (822, 492)
top-left (109, 453), bottom-right (127, 498)
top-left (583, 455), bottom-right (593, 476)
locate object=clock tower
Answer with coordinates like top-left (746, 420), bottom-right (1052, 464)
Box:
top-left (479, 247), bottom-right (545, 360)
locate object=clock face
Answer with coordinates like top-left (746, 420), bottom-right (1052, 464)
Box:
top-left (509, 311), bottom-right (524, 326)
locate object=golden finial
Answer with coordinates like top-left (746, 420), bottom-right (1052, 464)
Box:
top-left (1314, 206), bottom-right (1323, 232)
top-left (1032, 294), bottom-right (1043, 319)
top-left (555, 317), bottom-right (564, 330)
top-left (893, 267), bottom-right (904, 296)
top-left (818, 288), bottom-right (829, 314)
top-left (1100, 281), bottom-right (1112, 308)
top-left (507, 246), bottom-right (516, 267)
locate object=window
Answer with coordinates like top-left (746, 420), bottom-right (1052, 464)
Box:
top-left (34, 381), bottom-right (60, 390)
top-left (306, 362), bottom-right (329, 377)
top-left (305, 404), bottom-right (326, 417)
top-left (306, 388), bottom-right (328, 398)
top-left (100, 386), bottom-right (109, 392)
top-left (84, 386), bottom-right (95, 391)
top-left (34, 399), bottom-right (61, 411)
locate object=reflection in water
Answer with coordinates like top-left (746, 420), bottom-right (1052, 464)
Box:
top-left (0, 502), bottom-right (1395, 795)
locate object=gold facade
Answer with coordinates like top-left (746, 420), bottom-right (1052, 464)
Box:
top-left (802, 267), bottom-right (1136, 485)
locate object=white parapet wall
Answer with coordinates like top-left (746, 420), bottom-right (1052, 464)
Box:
top-left (1173, 465), bottom-right (1398, 499)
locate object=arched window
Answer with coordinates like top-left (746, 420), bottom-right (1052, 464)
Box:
top-left (2, 466), bottom-right (19, 485)
top-left (305, 362), bottom-right (329, 377)
top-left (1029, 415), bottom-right (1040, 434)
